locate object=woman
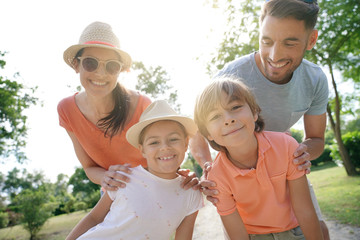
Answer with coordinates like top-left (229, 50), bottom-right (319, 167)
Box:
top-left (58, 21), bottom-right (197, 192)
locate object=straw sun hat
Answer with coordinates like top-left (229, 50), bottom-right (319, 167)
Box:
top-left (63, 21), bottom-right (132, 71)
top-left (126, 100), bottom-right (198, 149)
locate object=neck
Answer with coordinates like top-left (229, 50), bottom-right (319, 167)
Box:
top-left (226, 134), bottom-right (258, 169)
top-left (84, 92), bottom-right (114, 117)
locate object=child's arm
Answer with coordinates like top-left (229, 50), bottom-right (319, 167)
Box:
top-left (174, 211), bottom-right (199, 240)
top-left (66, 193), bottom-right (113, 240)
top-left (289, 175), bottom-right (324, 240)
top-left (220, 211), bottom-right (249, 240)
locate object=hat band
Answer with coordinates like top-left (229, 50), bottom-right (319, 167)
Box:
top-left (83, 41), bottom-right (116, 48)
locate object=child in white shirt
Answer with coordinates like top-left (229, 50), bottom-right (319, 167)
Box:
top-left (66, 100), bottom-right (204, 240)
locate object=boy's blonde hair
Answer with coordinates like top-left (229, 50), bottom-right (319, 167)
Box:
top-left (194, 77), bottom-right (265, 152)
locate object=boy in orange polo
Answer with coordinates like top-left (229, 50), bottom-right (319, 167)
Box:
top-left (194, 78), bottom-right (323, 240)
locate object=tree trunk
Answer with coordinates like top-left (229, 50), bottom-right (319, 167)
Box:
top-left (327, 62), bottom-right (359, 176)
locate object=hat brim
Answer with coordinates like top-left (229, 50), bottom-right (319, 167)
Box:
top-left (126, 116), bottom-right (198, 149)
top-left (63, 44), bottom-right (132, 71)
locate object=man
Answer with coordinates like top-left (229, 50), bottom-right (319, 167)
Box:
top-left (191, 0), bottom-right (330, 239)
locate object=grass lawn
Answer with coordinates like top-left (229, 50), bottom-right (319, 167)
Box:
top-left (0, 210), bottom-right (87, 240)
top-left (308, 162), bottom-right (360, 226)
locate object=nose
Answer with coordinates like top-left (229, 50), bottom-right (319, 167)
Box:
top-left (225, 119), bottom-right (235, 126)
top-left (160, 141), bottom-right (171, 150)
top-left (224, 112), bottom-right (236, 126)
top-left (268, 42), bottom-right (282, 62)
top-left (95, 62), bottom-right (107, 76)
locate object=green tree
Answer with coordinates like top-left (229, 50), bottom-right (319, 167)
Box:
top-left (68, 167), bottom-right (100, 208)
top-left (132, 61), bottom-right (180, 112)
top-left (14, 188), bottom-right (56, 240)
top-left (68, 167), bottom-right (99, 194)
top-left (208, 0), bottom-right (261, 74)
top-left (306, 0), bottom-right (360, 175)
top-left (344, 116), bottom-right (360, 134)
top-left (2, 168), bottom-right (47, 200)
top-left (0, 51), bottom-right (38, 163)
top-left (290, 129), bottom-right (304, 143)
top-left (207, 0), bottom-right (360, 175)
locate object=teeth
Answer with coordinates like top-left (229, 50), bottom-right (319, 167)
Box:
top-left (269, 61), bottom-right (287, 68)
top-left (92, 81), bottom-right (106, 86)
top-left (159, 156), bottom-right (174, 160)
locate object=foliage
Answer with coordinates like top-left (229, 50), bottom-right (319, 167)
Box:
top-left (68, 167), bottom-right (100, 208)
top-left (74, 201), bottom-right (88, 212)
top-left (14, 188), bottom-right (57, 240)
top-left (306, 0), bottom-right (360, 84)
top-left (181, 153), bottom-right (203, 177)
top-left (312, 146), bottom-right (333, 167)
top-left (306, 0), bottom-right (360, 175)
top-left (344, 116), bottom-right (360, 134)
top-left (208, 0), bottom-right (261, 74)
top-left (68, 167), bottom-right (99, 194)
top-left (0, 51), bottom-right (38, 163)
top-left (2, 168), bottom-right (48, 200)
top-left (0, 211), bottom-right (9, 228)
top-left (331, 131), bottom-right (360, 170)
top-left (132, 61), bottom-right (180, 112)
top-left (290, 128), bottom-right (304, 143)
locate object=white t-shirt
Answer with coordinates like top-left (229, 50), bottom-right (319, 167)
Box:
top-left (77, 166), bottom-right (204, 240)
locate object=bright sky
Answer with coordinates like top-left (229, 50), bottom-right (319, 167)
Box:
top-left (0, 0), bottom-right (227, 181)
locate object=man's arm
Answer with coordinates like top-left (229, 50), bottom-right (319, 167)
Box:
top-left (302, 113), bottom-right (326, 160)
top-left (189, 131), bottom-right (213, 168)
top-left (189, 131), bottom-right (219, 203)
top-left (294, 113), bottom-right (326, 171)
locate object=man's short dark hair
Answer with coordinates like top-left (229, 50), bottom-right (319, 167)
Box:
top-left (260, 0), bottom-right (320, 30)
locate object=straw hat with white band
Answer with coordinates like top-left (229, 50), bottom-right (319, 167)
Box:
top-left (126, 100), bottom-right (198, 149)
top-left (63, 21), bottom-right (132, 71)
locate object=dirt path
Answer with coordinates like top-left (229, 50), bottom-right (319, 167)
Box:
top-left (193, 201), bottom-right (360, 240)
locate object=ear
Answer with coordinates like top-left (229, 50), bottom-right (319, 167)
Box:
top-left (139, 145), bottom-right (147, 158)
top-left (306, 29), bottom-right (318, 51)
top-left (72, 59), bottom-right (80, 73)
top-left (254, 112), bottom-right (259, 122)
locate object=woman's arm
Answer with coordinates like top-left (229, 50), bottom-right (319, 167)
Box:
top-left (66, 193), bottom-right (113, 240)
top-left (220, 211), bottom-right (249, 240)
top-left (289, 175), bottom-right (324, 240)
top-left (174, 211), bottom-right (198, 240)
top-left (67, 130), bottom-right (132, 191)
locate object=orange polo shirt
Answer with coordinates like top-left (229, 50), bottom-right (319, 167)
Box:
top-left (208, 131), bottom-right (304, 234)
top-left (57, 93), bottom-right (151, 170)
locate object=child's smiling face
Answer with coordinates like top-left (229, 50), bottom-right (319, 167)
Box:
top-left (205, 91), bottom-right (258, 149)
top-left (140, 120), bottom-right (188, 179)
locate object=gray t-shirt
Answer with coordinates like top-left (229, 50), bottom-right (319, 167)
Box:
top-left (216, 52), bottom-right (329, 132)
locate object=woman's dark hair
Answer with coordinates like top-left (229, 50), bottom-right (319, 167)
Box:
top-left (75, 48), bottom-right (129, 138)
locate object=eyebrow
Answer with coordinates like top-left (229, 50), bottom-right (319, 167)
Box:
top-left (261, 35), bottom-right (301, 42)
top-left (144, 132), bottom-right (182, 141)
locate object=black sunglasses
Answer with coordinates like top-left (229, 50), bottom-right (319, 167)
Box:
top-left (77, 56), bottom-right (123, 75)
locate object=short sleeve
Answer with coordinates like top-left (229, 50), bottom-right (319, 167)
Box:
top-left (107, 190), bottom-right (118, 201)
top-left (57, 96), bottom-right (74, 132)
top-left (208, 166), bottom-right (237, 216)
top-left (186, 190), bottom-right (204, 216)
top-left (306, 71), bottom-right (329, 115)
